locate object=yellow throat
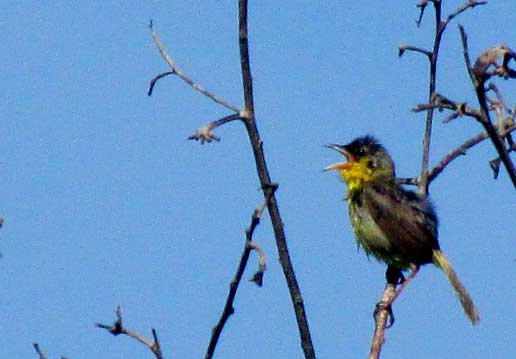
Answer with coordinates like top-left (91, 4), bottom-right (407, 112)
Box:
top-left (339, 157), bottom-right (375, 195)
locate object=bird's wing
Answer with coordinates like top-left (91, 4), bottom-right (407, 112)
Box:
top-left (362, 181), bottom-right (439, 265)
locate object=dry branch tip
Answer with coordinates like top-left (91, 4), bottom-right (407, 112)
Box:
top-left (473, 45), bottom-right (516, 80)
top-left (248, 241), bottom-right (267, 287)
top-left (33, 343), bottom-right (47, 359)
top-left (187, 113), bottom-right (242, 144)
top-left (188, 126), bottom-right (221, 144)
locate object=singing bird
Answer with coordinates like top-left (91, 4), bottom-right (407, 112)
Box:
top-left (325, 135), bottom-right (479, 325)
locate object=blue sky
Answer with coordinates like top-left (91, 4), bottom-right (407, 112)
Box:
top-left (1, 2), bottom-right (515, 358)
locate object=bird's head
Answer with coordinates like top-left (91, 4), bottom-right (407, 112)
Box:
top-left (324, 136), bottom-right (395, 192)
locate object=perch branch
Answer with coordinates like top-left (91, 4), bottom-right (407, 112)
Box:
top-left (96, 306), bottom-right (163, 359)
top-left (204, 184), bottom-right (276, 359)
top-left (149, 21), bottom-right (241, 113)
top-left (368, 266), bottom-right (419, 359)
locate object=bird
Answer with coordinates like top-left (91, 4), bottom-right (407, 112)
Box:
top-left (324, 135), bottom-right (479, 325)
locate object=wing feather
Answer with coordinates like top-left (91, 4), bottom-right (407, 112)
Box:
top-left (362, 182), bottom-right (439, 266)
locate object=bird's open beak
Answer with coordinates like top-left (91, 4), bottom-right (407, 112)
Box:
top-left (323, 144), bottom-right (355, 171)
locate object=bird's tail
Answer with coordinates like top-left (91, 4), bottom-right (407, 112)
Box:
top-left (433, 249), bottom-right (480, 325)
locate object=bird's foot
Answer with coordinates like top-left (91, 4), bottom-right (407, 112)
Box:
top-left (374, 302), bottom-right (395, 328)
top-left (385, 265), bottom-right (405, 286)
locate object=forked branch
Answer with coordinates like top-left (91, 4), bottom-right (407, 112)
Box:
top-left (204, 184), bottom-right (276, 359)
top-left (149, 21), bottom-right (241, 113)
top-left (401, 0), bottom-right (487, 194)
top-left (148, 1), bottom-right (316, 358)
top-left (96, 306), bottom-right (164, 359)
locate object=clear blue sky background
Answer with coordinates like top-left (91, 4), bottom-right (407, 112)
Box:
top-left (1, 2), bottom-right (515, 358)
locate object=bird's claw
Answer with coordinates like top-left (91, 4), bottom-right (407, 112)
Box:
top-left (374, 302), bottom-right (395, 328)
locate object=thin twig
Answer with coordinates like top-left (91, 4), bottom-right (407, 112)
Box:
top-left (443, 1), bottom-right (486, 26)
top-left (398, 45), bottom-right (432, 59)
top-left (415, 0), bottom-right (432, 27)
top-left (458, 24), bottom-right (474, 83)
top-left (429, 123), bottom-right (516, 182)
top-left (396, 176), bottom-right (420, 186)
top-left (204, 184), bottom-right (276, 359)
top-left (149, 21), bottom-right (241, 113)
top-left (400, 123), bottom-right (516, 185)
top-left (33, 343), bottom-right (47, 359)
top-left (96, 306), bottom-right (164, 359)
top-left (487, 83), bottom-right (511, 113)
top-left (417, 0), bottom-right (441, 196)
top-left (413, 94), bottom-right (482, 122)
top-left (148, 71), bottom-right (175, 96)
top-left (237, 1), bottom-right (316, 358)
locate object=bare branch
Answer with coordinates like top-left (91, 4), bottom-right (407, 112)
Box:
top-left (398, 45), bottom-right (432, 59)
top-left (96, 306), bottom-right (164, 359)
top-left (188, 113), bottom-right (243, 144)
top-left (487, 83), bottom-right (511, 114)
top-left (443, 1), bottom-right (487, 27)
top-left (148, 71), bottom-right (174, 96)
top-left (412, 93), bottom-right (482, 122)
top-left (415, 0), bottom-right (433, 27)
top-left (416, 0), bottom-right (439, 195)
top-left (204, 184), bottom-right (276, 359)
top-left (429, 122), bottom-right (516, 182)
top-left (459, 26), bottom-right (516, 187)
top-left (236, 2), bottom-right (317, 358)
top-left (459, 24), bottom-right (474, 82)
top-left (33, 343), bottom-right (47, 359)
top-left (149, 21), bottom-right (241, 113)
